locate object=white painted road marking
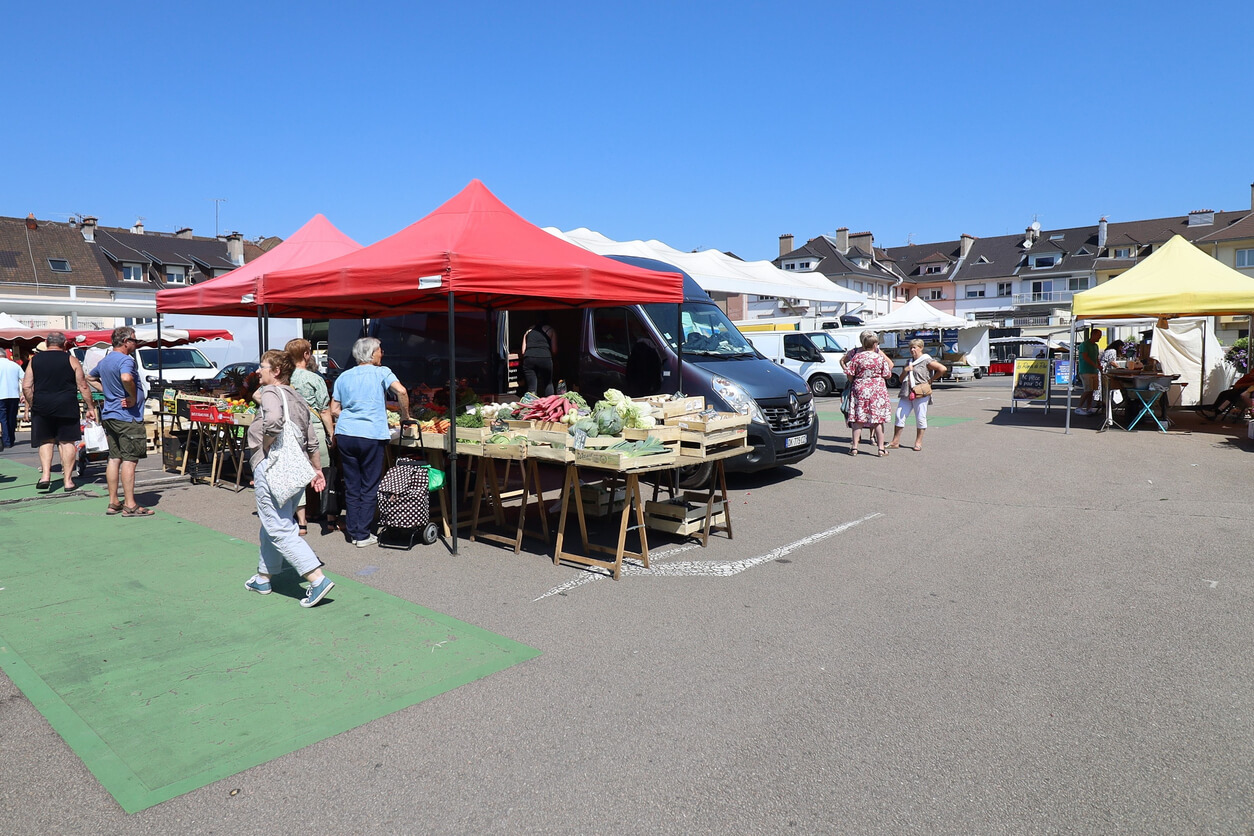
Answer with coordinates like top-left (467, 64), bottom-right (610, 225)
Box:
top-left (1202, 579), bottom-right (1219, 588)
top-left (534, 512), bottom-right (882, 600)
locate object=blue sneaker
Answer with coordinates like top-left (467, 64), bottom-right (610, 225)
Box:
top-left (300, 577), bottom-right (334, 608)
top-left (245, 575), bottom-right (272, 595)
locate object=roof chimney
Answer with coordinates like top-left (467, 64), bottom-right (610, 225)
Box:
top-left (175, 227), bottom-right (193, 239)
top-left (1250, 182), bottom-right (1254, 211)
top-left (131, 219), bottom-right (144, 235)
top-left (226, 231), bottom-right (245, 266)
top-left (848, 231), bottom-right (873, 254)
top-left (25, 214), bottom-right (37, 230)
top-left (835, 227), bottom-right (849, 253)
top-left (1098, 217), bottom-right (1107, 250)
top-left (80, 216), bottom-right (97, 243)
top-left (959, 233), bottom-right (975, 259)
top-left (778, 234), bottom-right (794, 257)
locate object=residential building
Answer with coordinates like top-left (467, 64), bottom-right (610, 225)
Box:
top-left (770, 228), bottom-right (899, 319)
top-left (0, 214), bottom-right (264, 329)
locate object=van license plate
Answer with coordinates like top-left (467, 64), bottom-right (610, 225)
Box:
top-left (785, 433), bottom-right (808, 449)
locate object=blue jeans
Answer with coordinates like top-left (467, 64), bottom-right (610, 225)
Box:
top-left (0, 398), bottom-right (17, 448)
top-left (337, 434), bottom-right (385, 542)
top-left (254, 457), bottom-right (323, 578)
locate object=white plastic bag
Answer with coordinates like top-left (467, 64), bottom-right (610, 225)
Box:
top-left (83, 420), bottom-right (108, 454)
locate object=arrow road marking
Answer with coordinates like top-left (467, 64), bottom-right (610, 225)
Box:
top-left (533, 512), bottom-right (881, 601)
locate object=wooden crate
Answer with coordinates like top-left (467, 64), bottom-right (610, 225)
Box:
top-left (456, 440), bottom-right (484, 457)
top-left (455, 425), bottom-right (492, 442)
top-left (621, 425), bottom-right (681, 443)
top-left (677, 427), bottom-right (749, 462)
top-left (580, 482), bottom-right (627, 517)
top-left (480, 437), bottom-right (528, 460)
top-left (644, 496), bottom-right (726, 536)
top-left (573, 447), bottom-right (678, 471)
top-left (527, 443), bottom-right (573, 463)
top-left (634, 395), bottom-right (705, 418)
top-left (527, 427), bottom-right (571, 448)
top-left (665, 412), bottom-right (750, 432)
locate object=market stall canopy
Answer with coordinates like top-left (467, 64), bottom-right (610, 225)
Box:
top-left (1071, 234), bottom-right (1254, 319)
top-left (0, 312), bottom-right (45, 348)
top-left (70, 327), bottom-right (233, 348)
top-left (157, 214), bottom-right (362, 316)
top-left (862, 296), bottom-right (970, 330)
top-left (547, 227), bottom-right (866, 306)
top-left (259, 180), bottom-right (684, 317)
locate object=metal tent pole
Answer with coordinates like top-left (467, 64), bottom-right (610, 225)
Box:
top-left (675, 302), bottom-right (684, 394)
top-left (156, 312), bottom-right (164, 443)
top-left (256, 306), bottom-right (265, 353)
top-left (1065, 320), bottom-right (1078, 434)
top-left (447, 291), bottom-right (458, 555)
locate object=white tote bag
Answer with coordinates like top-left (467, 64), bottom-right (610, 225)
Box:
top-left (83, 419), bottom-right (108, 454)
top-left (264, 387), bottom-right (316, 505)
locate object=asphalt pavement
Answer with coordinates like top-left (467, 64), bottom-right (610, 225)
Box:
top-left (3, 377), bottom-right (1252, 834)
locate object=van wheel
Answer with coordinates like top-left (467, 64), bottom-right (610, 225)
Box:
top-left (809, 374), bottom-right (834, 397)
top-left (677, 461), bottom-right (714, 490)
top-left (888, 374), bottom-right (901, 388)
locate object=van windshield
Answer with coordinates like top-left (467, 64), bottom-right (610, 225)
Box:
top-left (641, 302), bottom-right (756, 357)
top-left (136, 348), bottom-right (215, 370)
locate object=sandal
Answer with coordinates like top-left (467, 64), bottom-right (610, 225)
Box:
top-left (848, 448), bottom-right (858, 456)
top-left (298, 525), bottom-right (308, 537)
top-left (105, 502), bottom-right (125, 515)
top-left (121, 505), bottom-right (154, 517)
top-left (878, 447), bottom-right (889, 457)
top-left (36, 479), bottom-right (50, 490)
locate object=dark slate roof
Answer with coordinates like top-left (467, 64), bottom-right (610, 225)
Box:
top-left (0, 216), bottom-right (111, 287)
top-left (946, 233), bottom-right (1023, 282)
top-left (1192, 211), bottom-right (1254, 243)
top-left (882, 239), bottom-right (962, 283)
top-left (1105, 209), bottom-right (1248, 248)
top-left (776, 235), bottom-right (899, 284)
top-left (96, 227), bottom-right (238, 273)
top-left (917, 251), bottom-right (952, 264)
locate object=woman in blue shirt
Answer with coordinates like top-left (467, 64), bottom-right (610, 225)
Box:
top-left (331, 337), bottom-right (411, 547)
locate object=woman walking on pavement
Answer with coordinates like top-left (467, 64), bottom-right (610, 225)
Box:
top-left (244, 349), bottom-right (334, 608)
top-left (21, 331), bottom-right (97, 491)
top-left (889, 339), bottom-right (947, 452)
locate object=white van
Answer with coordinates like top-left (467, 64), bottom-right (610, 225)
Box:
top-left (134, 347), bottom-right (218, 385)
top-left (744, 332), bottom-right (839, 397)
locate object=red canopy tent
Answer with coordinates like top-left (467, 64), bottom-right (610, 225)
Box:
top-left (68, 327), bottom-right (234, 348)
top-left (157, 213), bottom-right (362, 317)
top-left (259, 179), bottom-right (683, 315)
top-left (260, 180), bottom-right (685, 555)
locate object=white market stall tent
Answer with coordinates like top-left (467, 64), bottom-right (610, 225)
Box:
top-left (546, 227), bottom-right (866, 308)
top-left (862, 296), bottom-right (990, 369)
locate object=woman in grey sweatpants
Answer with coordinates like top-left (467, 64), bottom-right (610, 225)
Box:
top-left (244, 349), bottom-right (335, 608)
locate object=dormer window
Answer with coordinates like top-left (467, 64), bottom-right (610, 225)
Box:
top-left (47, 258), bottom-right (71, 273)
top-left (121, 263), bottom-right (145, 282)
top-left (1113, 247), bottom-right (1133, 259)
top-left (165, 265), bottom-right (187, 285)
top-left (1075, 247), bottom-right (1091, 256)
top-left (1030, 254), bottom-right (1057, 269)
top-left (855, 258), bottom-right (869, 269)
top-left (1049, 234), bottom-right (1065, 241)
top-left (924, 265), bottom-right (945, 275)
top-left (975, 256), bottom-right (991, 264)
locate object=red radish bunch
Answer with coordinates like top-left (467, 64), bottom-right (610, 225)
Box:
top-left (520, 395), bottom-right (576, 422)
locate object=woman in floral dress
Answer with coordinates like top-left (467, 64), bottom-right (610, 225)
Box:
top-left (841, 330), bottom-right (894, 456)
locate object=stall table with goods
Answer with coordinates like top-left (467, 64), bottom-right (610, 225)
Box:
top-left (388, 389), bottom-right (750, 578)
top-left (1101, 371), bottom-right (1183, 433)
top-left (173, 393), bottom-right (256, 489)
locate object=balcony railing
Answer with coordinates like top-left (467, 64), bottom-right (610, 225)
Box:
top-left (1013, 290), bottom-right (1074, 306)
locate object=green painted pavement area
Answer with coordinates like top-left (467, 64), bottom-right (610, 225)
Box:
top-left (0, 457), bottom-right (95, 501)
top-left (0, 478), bottom-right (540, 813)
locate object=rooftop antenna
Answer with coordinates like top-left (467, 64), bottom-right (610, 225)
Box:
top-left (906, 233), bottom-right (914, 245)
top-left (211, 198), bottom-right (228, 236)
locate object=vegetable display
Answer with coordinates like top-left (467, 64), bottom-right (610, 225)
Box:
top-left (518, 394), bottom-right (581, 422)
top-left (607, 436), bottom-right (667, 457)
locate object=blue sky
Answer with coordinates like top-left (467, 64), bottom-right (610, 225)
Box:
top-left (6, 1), bottom-right (1253, 260)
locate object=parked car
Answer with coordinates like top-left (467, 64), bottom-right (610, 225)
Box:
top-left (743, 332), bottom-right (842, 398)
top-left (133, 347), bottom-right (218, 386)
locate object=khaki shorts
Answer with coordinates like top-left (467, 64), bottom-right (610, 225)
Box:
top-left (1080, 373), bottom-right (1100, 394)
top-left (103, 418), bottom-right (148, 462)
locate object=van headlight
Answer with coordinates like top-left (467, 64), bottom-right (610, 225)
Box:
top-left (712, 376), bottom-right (766, 424)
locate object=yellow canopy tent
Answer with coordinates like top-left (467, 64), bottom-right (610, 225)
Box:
top-left (1072, 234), bottom-right (1254, 319)
top-left (1066, 235), bottom-right (1254, 431)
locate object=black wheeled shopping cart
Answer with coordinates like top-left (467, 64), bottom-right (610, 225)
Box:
top-left (376, 451), bottom-right (443, 550)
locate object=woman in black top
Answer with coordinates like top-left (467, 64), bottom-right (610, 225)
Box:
top-left (21, 331), bottom-right (97, 491)
top-left (520, 319), bottom-right (557, 397)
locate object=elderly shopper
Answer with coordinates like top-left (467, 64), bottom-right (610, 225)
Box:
top-left (840, 330), bottom-right (894, 456)
top-left (889, 339), bottom-right (947, 452)
top-left (244, 349), bottom-right (334, 608)
top-left (21, 331), bottom-right (96, 491)
top-left (286, 338), bottom-right (338, 536)
top-left (331, 337), bottom-right (411, 548)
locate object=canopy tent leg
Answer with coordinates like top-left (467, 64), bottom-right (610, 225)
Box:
top-left (447, 291), bottom-right (458, 556)
top-left (675, 302), bottom-right (684, 394)
top-left (1065, 320), bottom-right (1078, 434)
top-left (256, 306), bottom-right (265, 352)
top-left (156, 312), bottom-right (164, 443)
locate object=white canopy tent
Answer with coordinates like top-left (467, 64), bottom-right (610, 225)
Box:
top-left (545, 227), bottom-right (867, 307)
top-left (863, 297), bottom-right (990, 368)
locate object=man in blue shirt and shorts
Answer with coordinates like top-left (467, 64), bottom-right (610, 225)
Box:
top-left (88, 326), bottom-right (152, 516)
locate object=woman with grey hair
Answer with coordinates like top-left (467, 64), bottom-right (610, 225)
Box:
top-left (840, 330), bottom-right (894, 456)
top-left (21, 331), bottom-right (97, 490)
top-left (330, 337), bottom-right (411, 547)
top-left (889, 338), bottom-right (947, 451)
